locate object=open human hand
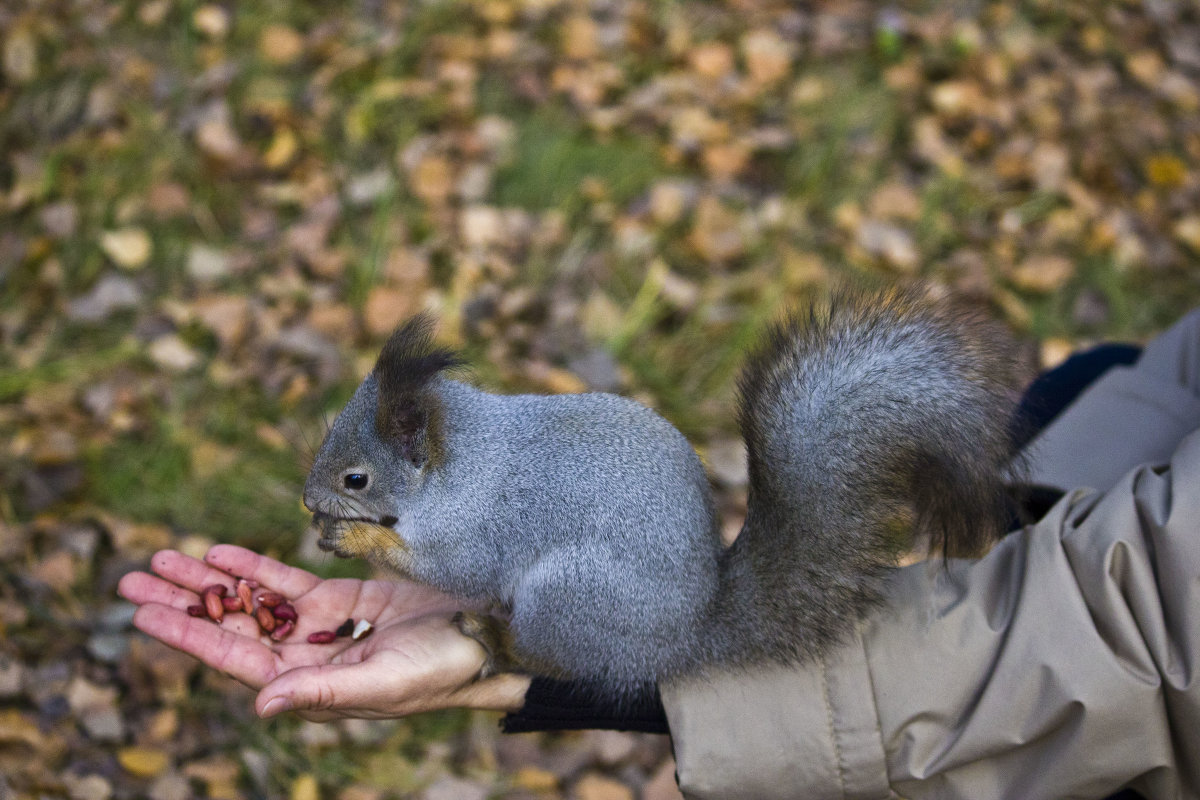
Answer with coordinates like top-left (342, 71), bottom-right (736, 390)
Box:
top-left (117, 544), bottom-right (530, 721)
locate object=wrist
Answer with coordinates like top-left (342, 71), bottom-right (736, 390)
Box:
top-left (458, 673), bottom-right (532, 712)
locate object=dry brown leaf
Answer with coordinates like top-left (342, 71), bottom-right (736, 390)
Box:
top-left (148, 334), bottom-right (201, 372)
top-left (194, 294), bottom-right (251, 348)
top-left (3, 25), bottom-right (37, 84)
top-left (512, 767), bottom-right (558, 792)
top-left (186, 244), bottom-right (231, 283)
top-left (410, 155), bottom-right (455, 205)
top-left (690, 42), bottom-right (735, 81)
top-left (307, 303), bottom-right (355, 343)
top-left (690, 196), bottom-right (745, 262)
top-left (1173, 215), bottom-right (1200, 253)
top-left (364, 286), bottom-right (422, 338)
top-left (30, 550), bottom-right (78, 592)
top-left (192, 5), bottom-right (229, 39)
top-left (643, 758), bottom-right (686, 800)
top-left (1040, 337), bottom-right (1075, 370)
top-left (147, 182), bottom-right (191, 218)
top-left (649, 181), bottom-right (691, 225)
top-left (562, 15), bottom-right (599, 60)
top-left (930, 80), bottom-right (985, 118)
top-left (525, 361), bottom-right (587, 394)
top-left (182, 756), bottom-right (240, 800)
top-left (459, 205), bottom-right (505, 248)
top-left (138, 0), bottom-right (170, 26)
top-left (857, 220), bottom-right (919, 272)
top-left (574, 772), bottom-right (634, 800)
top-left (99, 228), bottom-right (152, 270)
top-left (1126, 50), bottom-right (1165, 86)
top-left (1010, 255), bottom-right (1075, 293)
top-left (742, 29), bottom-right (792, 85)
top-left (702, 141), bottom-right (750, 182)
top-left (196, 118), bottom-right (241, 160)
top-left (868, 183), bottom-right (922, 221)
top-left (259, 24), bottom-right (305, 65)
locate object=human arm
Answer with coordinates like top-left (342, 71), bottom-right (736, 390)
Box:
top-left (117, 545), bottom-right (530, 721)
top-left (661, 428), bottom-right (1200, 800)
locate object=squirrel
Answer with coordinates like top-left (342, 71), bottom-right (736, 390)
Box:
top-left (303, 285), bottom-right (1020, 697)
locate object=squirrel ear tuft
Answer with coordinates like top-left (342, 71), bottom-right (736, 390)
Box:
top-left (374, 314), bottom-right (462, 468)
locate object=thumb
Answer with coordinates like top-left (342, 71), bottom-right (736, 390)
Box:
top-left (256, 663), bottom-right (372, 719)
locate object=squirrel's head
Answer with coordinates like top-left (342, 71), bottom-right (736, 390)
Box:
top-left (303, 314), bottom-right (462, 556)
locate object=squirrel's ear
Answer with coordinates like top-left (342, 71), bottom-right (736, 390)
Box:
top-left (386, 406), bottom-right (430, 468)
top-left (373, 314), bottom-right (462, 469)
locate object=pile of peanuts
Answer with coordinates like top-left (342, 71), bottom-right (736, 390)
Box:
top-left (186, 578), bottom-right (297, 641)
top-left (186, 578), bottom-right (374, 645)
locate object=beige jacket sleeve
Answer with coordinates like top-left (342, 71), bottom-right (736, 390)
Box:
top-left (661, 310), bottom-right (1200, 800)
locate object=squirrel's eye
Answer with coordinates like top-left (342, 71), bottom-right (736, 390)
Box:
top-left (344, 473), bottom-right (368, 490)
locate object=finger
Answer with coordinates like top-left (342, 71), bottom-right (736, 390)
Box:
top-left (205, 545), bottom-right (321, 598)
top-left (145, 550), bottom-right (242, 594)
top-left (132, 603), bottom-right (279, 688)
top-left (255, 659), bottom-right (416, 719)
top-left (257, 616), bottom-right (489, 719)
top-left (118, 570), bottom-right (202, 609)
top-left (120, 570), bottom-right (279, 640)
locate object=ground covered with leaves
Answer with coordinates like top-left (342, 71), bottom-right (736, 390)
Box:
top-left (1, 0), bottom-right (1199, 797)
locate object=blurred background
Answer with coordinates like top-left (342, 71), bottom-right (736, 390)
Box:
top-left (1, 0), bottom-right (1199, 797)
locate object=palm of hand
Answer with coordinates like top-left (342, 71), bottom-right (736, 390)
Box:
top-left (118, 545), bottom-right (526, 721)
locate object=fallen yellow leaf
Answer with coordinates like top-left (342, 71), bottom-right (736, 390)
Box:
top-left (118, 746), bottom-right (170, 778)
top-left (290, 773), bottom-right (319, 800)
top-left (1146, 154), bottom-right (1187, 188)
top-left (263, 126), bottom-right (299, 169)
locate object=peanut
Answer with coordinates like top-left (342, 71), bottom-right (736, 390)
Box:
top-left (202, 584), bottom-right (229, 598)
top-left (270, 620), bottom-right (294, 641)
top-left (272, 602), bottom-right (297, 622)
top-left (255, 605), bottom-right (277, 633)
top-left (187, 604), bottom-right (207, 617)
top-left (307, 630), bottom-right (337, 644)
top-left (351, 619), bottom-right (374, 641)
top-left (221, 596), bottom-right (243, 612)
top-left (236, 579), bottom-right (253, 613)
top-left (255, 591), bottom-right (285, 608)
top-left (204, 591), bottom-right (224, 622)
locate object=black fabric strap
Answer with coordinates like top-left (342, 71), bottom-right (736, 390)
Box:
top-left (500, 677), bottom-right (669, 734)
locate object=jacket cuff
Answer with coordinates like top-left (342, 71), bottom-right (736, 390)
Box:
top-left (660, 626), bottom-right (890, 800)
top-left (500, 676), bottom-right (669, 734)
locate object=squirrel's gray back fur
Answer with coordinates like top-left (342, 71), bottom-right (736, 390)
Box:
top-left (305, 288), bottom-right (1019, 696)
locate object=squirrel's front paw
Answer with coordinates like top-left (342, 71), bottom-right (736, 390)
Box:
top-left (453, 611), bottom-right (523, 679)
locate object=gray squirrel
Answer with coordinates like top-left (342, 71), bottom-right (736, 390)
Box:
top-left (303, 286), bottom-right (1019, 696)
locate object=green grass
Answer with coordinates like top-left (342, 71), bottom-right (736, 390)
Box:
top-left (492, 108), bottom-right (663, 211)
top-left (77, 375), bottom-right (312, 550)
top-left (83, 424), bottom-right (308, 549)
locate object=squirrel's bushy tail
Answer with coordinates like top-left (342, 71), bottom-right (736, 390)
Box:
top-left (700, 286), bottom-right (1021, 668)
